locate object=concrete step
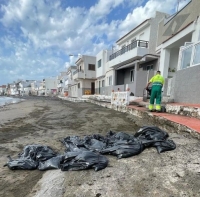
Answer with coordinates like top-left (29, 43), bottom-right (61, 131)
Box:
top-left (166, 103), bottom-right (200, 120)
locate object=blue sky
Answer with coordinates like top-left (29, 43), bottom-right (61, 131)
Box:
top-left (0, 0), bottom-right (190, 84)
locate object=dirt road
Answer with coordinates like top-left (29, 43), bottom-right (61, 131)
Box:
top-left (0, 97), bottom-right (199, 197)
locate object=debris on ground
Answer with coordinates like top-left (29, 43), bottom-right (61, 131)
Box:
top-left (4, 126), bottom-right (176, 172)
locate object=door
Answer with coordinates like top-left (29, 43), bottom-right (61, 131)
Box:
top-left (91, 82), bottom-right (95, 95)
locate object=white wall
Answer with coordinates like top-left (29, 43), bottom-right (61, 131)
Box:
top-left (105, 69), bottom-right (115, 86)
top-left (96, 50), bottom-right (112, 78)
top-left (45, 77), bottom-right (57, 93)
top-left (169, 48), bottom-right (179, 71)
top-left (117, 25), bottom-right (150, 48)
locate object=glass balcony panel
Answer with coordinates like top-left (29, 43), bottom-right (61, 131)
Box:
top-left (180, 46), bottom-right (192, 69)
top-left (193, 43), bottom-right (200, 65)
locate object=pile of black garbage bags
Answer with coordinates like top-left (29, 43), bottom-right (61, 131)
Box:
top-left (4, 126), bottom-right (176, 172)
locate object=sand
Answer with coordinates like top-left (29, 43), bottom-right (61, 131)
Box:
top-left (0, 96), bottom-right (199, 197)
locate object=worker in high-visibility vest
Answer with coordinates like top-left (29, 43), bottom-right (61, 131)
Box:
top-left (146, 71), bottom-right (164, 112)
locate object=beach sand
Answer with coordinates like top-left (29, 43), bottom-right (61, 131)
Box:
top-left (0, 97), bottom-right (199, 197)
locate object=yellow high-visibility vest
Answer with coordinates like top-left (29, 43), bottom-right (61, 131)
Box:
top-left (149, 74), bottom-right (164, 85)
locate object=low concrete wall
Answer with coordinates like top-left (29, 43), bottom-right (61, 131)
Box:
top-left (172, 65), bottom-right (200, 104)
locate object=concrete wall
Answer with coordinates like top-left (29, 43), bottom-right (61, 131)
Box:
top-left (45, 77), bottom-right (57, 94)
top-left (96, 50), bottom-right (112, 78)
top-left (124, 67), bottom-right (135, 85)
top-left (157, 0), bottom-right (200, 46)
top-left (105, 69), bottom-right (115, 86)
top-left (79, 55), bottom-right (96, 78)
top-left (169, 48), bottom-right (179, 72)
top-left (149, 11), bottom-right (168, 54)
top-left (116, 70), bottom-right (125, 85)
top-left (172, 65), bottom-right (200, 103)
top-left (134, 60), bottom-right (157, 96)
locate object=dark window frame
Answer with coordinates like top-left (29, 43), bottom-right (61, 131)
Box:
top-left (88, 64), bottom-right (95, 71)
top-left (98, 59), bottom-right (102, 68)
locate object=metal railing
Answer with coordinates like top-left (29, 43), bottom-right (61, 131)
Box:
top-left (73, 69), bottom-right (84, 75)
top-left (109, 40), bottom-right (148, 61)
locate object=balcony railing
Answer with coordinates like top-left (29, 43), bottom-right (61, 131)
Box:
top-left (73, 69), bottom-right (84, 75)
top-left (109, 40), bottom-right (148, 61)
top-left (178, 41), bottom-right (200, 70)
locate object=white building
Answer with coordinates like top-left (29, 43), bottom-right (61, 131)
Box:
top-left (95, 49), bottom-right (113, 95)
top-left (72, 55), bottom-right (96, 97)
top-left (45, 77), bottom-right (57, 96)
top-left (18, 80), bottom-right (34, 96)
top-left (57, 72), bottom-right (68, 96)
top-left (96, 11), bottom-right (167, 96)
top-left (0, 85), bottom-right (6, 95)
top-left (156, 0), bottom-right (200, 103)
top-left (66, 65), bottom-right (77, 97)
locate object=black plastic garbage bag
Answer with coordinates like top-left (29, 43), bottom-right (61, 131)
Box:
top-left (38, 155), bottom-right (63, 170)
top-left (61, 136), bottom-right (88, 152)
top-left (18, 145), bottom-right (57, 161)
top-left (101, 141), bottom-right (144, 159)
top-left (134, 126), bottom-right (169, 142)
top-left (153, 139), bottom-right (176, 153)
top-left (60, 151), bottom-right (108, 171)
top-left (84, 138), bottom-right (107, 152)
top-left (4, 156), bottom-right (38, 170)
top-left (107, 131), bottom-right (133, 141)
top-left (4, 145), bottom-right (57, 170)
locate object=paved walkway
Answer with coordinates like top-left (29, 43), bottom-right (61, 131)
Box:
top-left (128, 99), bottom-right (200, 134)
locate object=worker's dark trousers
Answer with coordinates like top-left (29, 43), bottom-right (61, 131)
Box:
top-left (149, 85), bottom-right (162, 111)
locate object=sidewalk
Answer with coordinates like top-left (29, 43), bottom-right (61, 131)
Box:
top-left (129, 98), bottom-right (200, 134)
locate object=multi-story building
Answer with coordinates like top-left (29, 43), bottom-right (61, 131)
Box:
top-left (71, 55), bottom-right (96, 97)
top-left (102, 11), bottom-right (168, 96)
top-left (57, 72), bottom-right (68, 96)
top-left (45, 77), bottom-right (57, 96)
top-left (156, 0), bottom-right (200, 103)
top-left (66, 65), bottom-right (77, 97)
top-left (0, 85), bottom-right (6, 95)
top-left (95, 49), bottom-right (113, 95)
top-left (18, 80), bottom-right (34, 96)
top-left (38, 80), bottom-right (45, 96)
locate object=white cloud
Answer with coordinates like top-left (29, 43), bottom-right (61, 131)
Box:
top-left (0, 0), bottom-right (181, 84)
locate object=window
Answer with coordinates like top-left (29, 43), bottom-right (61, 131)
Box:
top-left (78, 83), bottom-right (80, 88)
top-left (98, 59), bottom-right (101, 68)
top-left (99, 81), bottom-right (101, 88)
top-left (109, 76), bottom-right (112, 86)
top-left (88, 64), bottom-right (95, 71)
top-left (130, 70), bottom-right (134, 82)
top-left (102, 80), bottom-right (105, 87)
top-left (143, 65), bottom-right (153, 71)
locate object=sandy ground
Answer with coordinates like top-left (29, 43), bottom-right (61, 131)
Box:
top-left (0, 96), bottom-right (199, 197)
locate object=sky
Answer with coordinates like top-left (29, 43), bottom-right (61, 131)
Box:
top-left (0, 0), bottom-right (191, 84)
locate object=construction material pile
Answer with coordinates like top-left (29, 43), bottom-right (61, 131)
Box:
top-left (4, 126), bottom-right (176, 172)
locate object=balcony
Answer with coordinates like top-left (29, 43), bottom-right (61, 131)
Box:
top-left (178, 41), bottom-right (200, 70)
top-left (108, 40), bottom-right (148, 68)
top-left (73, 69), bottom-right (85, 80)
